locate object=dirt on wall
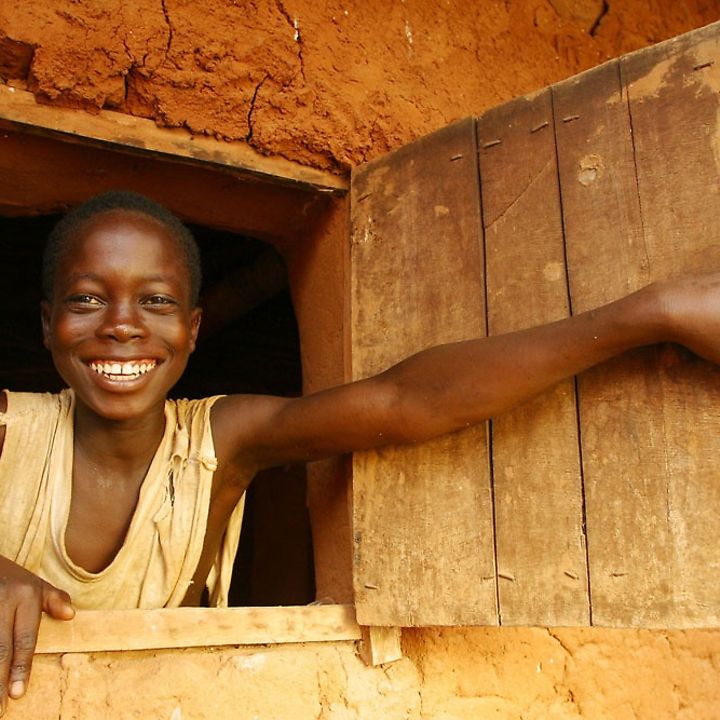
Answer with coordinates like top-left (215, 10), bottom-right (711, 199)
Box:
top-left (1, 1), bottom-right (719, 172)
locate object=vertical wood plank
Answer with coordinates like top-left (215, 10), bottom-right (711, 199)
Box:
top-left (556, 23), bottom-right (720, 627)
top-left (478, 90), bottom-right (589, 626)
top-left (553, 59), bottom-right (663, 627)
top-left (350, 118), bottom-right (497, 626)
top-left (619, 25), bottom-right (720, 627)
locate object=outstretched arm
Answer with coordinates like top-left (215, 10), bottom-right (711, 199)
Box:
top-left (210, 273), bottom-right (720, 472)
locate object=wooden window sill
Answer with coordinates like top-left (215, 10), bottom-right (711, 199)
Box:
top-left (35, 604), bottom-right (361, 654)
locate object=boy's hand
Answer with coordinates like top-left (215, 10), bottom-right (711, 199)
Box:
top-left (652, 273), bottom-right (720, 364)
top-left (0, 557), bottom-right (74, 715)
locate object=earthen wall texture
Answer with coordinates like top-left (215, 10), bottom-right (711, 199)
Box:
top-left (1, 1), bottom-right (719, 172)
top-left (11, 628), bottom-right (720, 719)
top-left (3, 1), bottom-right (720, 718)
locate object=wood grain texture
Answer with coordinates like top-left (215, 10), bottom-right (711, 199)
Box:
top-left (350, 118), bottom-right (497, 627)
top-left (479, 89), bottom-right (589, 626)
top-left (0, 85), bottom-right (347, 192)
top-left (35, 605), bottom-right (361, 654)
top-left (0, 129), bottom-right (331, 245)
top-left (616, 23), bottom-right (720, 627)
top-left (555, 24), bottom-right (720, 627)
top-left (553, 58), bottom-right (666, 627)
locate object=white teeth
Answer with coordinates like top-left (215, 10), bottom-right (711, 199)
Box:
top-left (89, 360), bottom-right (157, 380)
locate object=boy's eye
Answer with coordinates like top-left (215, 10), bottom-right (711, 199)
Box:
top-left (65, 294), bottom-right (103, 307)
top-left (142, 295), bottom-right (178, 309)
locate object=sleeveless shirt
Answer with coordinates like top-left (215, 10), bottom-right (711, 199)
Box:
top-left (0, 389), bottom-right (244, 609)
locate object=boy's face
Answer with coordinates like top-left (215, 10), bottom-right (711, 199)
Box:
top-left (41, 209), bottom-right (202, 423)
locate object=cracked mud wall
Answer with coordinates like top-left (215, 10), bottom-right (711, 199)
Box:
top-left (1, 1), bottom-right (719, 171)
top-left (11, 629), bottom-right (720, 719)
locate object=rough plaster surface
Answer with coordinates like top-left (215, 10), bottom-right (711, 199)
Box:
top-left (12, 643), bottom-right (423, 720)
top-left (9, 629), bottom-right (720, 719)
top-left (3, 1), bottom-right (720, 717)
top-left (1, 1), bottom-right (719, 171)
top-left (404, 627), bottom-right (720, 719)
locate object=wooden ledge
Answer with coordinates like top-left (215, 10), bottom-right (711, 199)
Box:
top-left (36, 604), bottom-right (361, 654)
top-left (0, 84), bottom-right (348, 194)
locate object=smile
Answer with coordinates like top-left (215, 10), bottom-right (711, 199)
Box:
top-left (88, 359), bottom-right (158, 382)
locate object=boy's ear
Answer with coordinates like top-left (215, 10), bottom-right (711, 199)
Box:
top-left (189, 307), bottom-right (202, 353)
top-left (40, 301), bottom-right (52, 350)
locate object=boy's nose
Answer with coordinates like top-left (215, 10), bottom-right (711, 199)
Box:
top-left (97, 305), bottom-right (147, 341)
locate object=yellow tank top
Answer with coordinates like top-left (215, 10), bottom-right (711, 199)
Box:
top-left (0, 389), bottom-right (244, 609)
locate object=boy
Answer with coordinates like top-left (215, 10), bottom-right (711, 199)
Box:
top-left (1, 190), bottom-right (719, 711)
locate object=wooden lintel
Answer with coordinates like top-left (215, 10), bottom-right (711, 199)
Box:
top-left (35, 604), bottom-right (361, 654)
top-left (0, 84), bottom-right (348, 194)
top-left (359, 626), bottom-right (403, 666)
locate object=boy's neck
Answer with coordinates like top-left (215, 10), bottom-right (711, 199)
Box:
top-left (72, 400), bottom-right (167, 472)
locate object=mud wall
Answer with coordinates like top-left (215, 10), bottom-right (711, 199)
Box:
top-left (12, 627), bottom-right (720, 719)
top-left (3, 1), bottom-right (720, 719)
top-left (1, 1), bottom-right (719, 172)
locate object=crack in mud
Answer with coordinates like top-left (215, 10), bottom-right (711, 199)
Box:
top-left (160, 0), bottom-right (173, 61)
top-left (246, 74), bottom-right (269, 142)
top-left (275, 0), bottom-right (306, 83)
top-left (589, 1), bottom-right (610, 37)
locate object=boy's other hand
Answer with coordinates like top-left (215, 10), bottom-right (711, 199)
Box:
top-left (0, 557), bottom-right (74, 715)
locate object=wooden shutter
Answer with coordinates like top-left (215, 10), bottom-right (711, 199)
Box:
top-left (350, 21), bottom-right (720, 628)
top-left (350, 118), bottom-right (496, 627)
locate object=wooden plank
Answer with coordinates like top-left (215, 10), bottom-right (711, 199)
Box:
top-left (553, 61), bottom-right (651, 308)
top-left (35, 605), bottom-right (361, 654)
top-left (553, 23), bottom-right (720, 627)
top-left (478, 89), bottom-right (589, 626)
top-left (358, 626), bottom-right (403, 666)
top-left (615, 23), bottom-right (720, 627)
top-left (553, 59), bottom-right (663, 628)
top-left (0, 129), bottom-right (328, 245)
top-left (0, 84), bottom-right (348, 193)
top-left (350, 118), bottom-right (497, 626)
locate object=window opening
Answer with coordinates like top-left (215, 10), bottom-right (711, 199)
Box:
top-left (0, 214), bottom-right (315, 607)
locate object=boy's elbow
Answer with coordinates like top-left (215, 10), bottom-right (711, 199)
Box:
top-left (382, 381), bottom-right (457, 445)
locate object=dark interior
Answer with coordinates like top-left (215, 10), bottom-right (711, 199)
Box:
top-left (0, 214), bottom-right (315, 606)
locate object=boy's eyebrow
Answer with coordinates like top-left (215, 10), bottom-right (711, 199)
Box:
top-left (62, 272), bottom-right (182, 285)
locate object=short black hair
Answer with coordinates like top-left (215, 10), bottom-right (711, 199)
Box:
top-left (42, 190), bottom-right (202, 305)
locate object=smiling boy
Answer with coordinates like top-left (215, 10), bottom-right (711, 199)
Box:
top-left (1, 190), bottom-right (720, 711)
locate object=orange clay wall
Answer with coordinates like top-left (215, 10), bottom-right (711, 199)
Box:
top-left (1, 1), bottom-right (718, 173)
top-left (3, 2), bottom-right (720, 719)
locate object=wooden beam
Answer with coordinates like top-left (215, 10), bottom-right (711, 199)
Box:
top-left (0, 85), bottom-right (348, 194)
top-left (35, 604), bottom-right (361, 654)
top-left (358, 626), bottom-right (403, 666)
top-left (0, 130), bottom-right (329, 244)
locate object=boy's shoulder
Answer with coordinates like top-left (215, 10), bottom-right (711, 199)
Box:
top-left (0, 389), bottom-right (71, 420)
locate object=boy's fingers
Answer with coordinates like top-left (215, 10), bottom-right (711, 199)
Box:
top-left (0, 602), bottom-right (38, 716)
top-left (42, 586), bottom-right (75, 621)
top-left (0, 603), bottom-right (17, 716)
top-left (7, 606), bottom-right (40, 698)
top-left (7, 602), bottom-right (41, 702)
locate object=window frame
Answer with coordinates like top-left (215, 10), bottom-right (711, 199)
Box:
top-left (0, 87), bottom-right (356, 634)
